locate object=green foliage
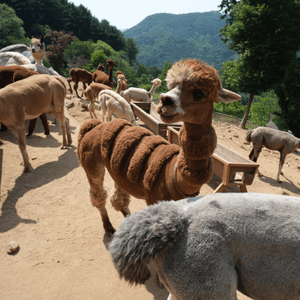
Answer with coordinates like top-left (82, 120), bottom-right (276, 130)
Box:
top-left (124, 12), bottom-right (237, 69)
top-left (249, 92), bottom-right (281, 126)
top-left (90, 50), bottom-right (106, 68)
top-left (125, 38), bottom-right (139, 66)
top-left (219, 0), bottom-right (300, 131)
top-left (157, 61), bottom-right (173, 93)
top-left (0, 4), bottom-right (27, 48)
top-left (4, 0), bottom-right (126, 51)
top-left (214, 100), bottom-right (245, 119)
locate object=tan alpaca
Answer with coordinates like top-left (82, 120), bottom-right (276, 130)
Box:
top-left (28, 34), bottom-right (46, 65)
top-left (77, 59), bottom-right (241, 236)
top-left (115, 74), bottom-right (128, 94)
top-left (83, 83), bottom-right (112, 119)
top-left (0, 74), bottom-right (72, 172)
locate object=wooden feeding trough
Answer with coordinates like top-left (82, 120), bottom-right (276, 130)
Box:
top-left (130, 101), bottom-right (182, 139)
top-left (167, 126), bottom-right (259, 193)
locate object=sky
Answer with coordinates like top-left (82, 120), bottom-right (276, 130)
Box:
top-left (70, 0), bottom-right (222, 31)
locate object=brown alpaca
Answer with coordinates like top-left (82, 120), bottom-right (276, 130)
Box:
top-left (0, 74), bottom-right (72, 172)
top-left (83, 82), bottom-right (112, 119)
top-left (92, 59), bottom-right (117, 88)
top-left (115, 74), bottom-right (128, 94)
top-left (67, 68), bottom-right (93, 97)
top-left (77, 59), bottom-right (241, 236)
top-left (0, 65), bottom-right (49, 136)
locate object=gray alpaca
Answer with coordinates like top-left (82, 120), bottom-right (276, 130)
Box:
top-left (246, 127), bottom-right (300, 182)
top-left (110, 193), bottom-right (300, 300)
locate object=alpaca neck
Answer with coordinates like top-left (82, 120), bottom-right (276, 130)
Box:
top-left (175, 121), bottom-right (217, 197)
top-left (149, 83), bottom-right (158, 97)
top-left (108, 68), bottom-right (113, 83)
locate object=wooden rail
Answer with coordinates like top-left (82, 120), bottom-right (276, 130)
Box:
top-left (130, 102), bottom-right (181, 139)
top-left (167, 126), bottom-right (259, 193)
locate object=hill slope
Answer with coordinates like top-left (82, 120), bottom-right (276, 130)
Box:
top-left (124, 11), bottom-right (237, 70)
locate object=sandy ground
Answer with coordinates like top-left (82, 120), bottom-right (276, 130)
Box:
top-left (1, 82), bottom-right (300, 300)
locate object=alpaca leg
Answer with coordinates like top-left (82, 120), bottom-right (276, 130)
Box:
top-left (74, 82), bottom-right (79, 98)
top-left (88, 173), bottom-right (116, 236)
top-left (48, 107), bottom-right (68, 148)
top-left (110, 183), bottom-right (131, 217)
top-left (67, 79), bottom-right (73, 94)
top-left (64, 116), bottom-right (72, 145)
top-left (39, 112), bottom-right (49, 135)
top-left (8, 123), bottom-right (32, 172)
top-left (250, 146), bottom-right (262, 176)
top-left (27, 118), bottom-right (38, 137)
top-left (81, 82), bottom-right (87, 97)
top-left (276, 152), bottom-right (286, 183)
top-left (106, 111), bottom-right (112, 122)
top-left (88, 103), bottom-right (97, 119)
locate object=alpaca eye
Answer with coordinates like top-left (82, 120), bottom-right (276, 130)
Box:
top-left (193, 91), bottom-right (203, 100)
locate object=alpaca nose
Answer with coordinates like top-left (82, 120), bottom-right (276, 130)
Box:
top-left (160, 94), bottom-right (174, 107)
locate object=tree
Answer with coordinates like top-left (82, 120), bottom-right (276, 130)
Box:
top-left (126, 38), bottom-right (139, 66)
top-left (219, 0), bottom-right (300, 129)
top-left (45, 29), bottom-right (76, 75)
top-left (0, 4), bottom-right (27, 48)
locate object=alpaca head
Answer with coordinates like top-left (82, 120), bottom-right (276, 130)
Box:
top-left (151, 78), bottom-right (162, 87)
top-left (157, 59), bottom-right (241, 125)
top-left (28, 34), bottom-right (46, 64)
top-left (97, 63), bottom-right (105, 71)
top-left (106, 59), bottom-right (117, 70)
top-left (116, 70), bottom-right (123, 79)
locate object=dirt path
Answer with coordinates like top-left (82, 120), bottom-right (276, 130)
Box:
top-left (1, 83), bottom-right (299, 300)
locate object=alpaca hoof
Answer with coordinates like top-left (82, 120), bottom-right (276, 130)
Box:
top-left (258, 173), bottom-right (263, 177)
top-left (44, 131), bottom-right (50, 135)
top-left (26, 133), bottom-right (33, 137)
top-left (277, 180), bottom-right (282, 183)
top-left (104, 228), bottom-right (116, 237)
top-left (23, 165), bottom-right (33, 173)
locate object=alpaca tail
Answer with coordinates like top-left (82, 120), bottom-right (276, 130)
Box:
top-left (245, 129), bottom-right (254, 144)
top-left (110, 201), bottom-right (188, 285)
top-left (77, 119), bottom-right (102, 161)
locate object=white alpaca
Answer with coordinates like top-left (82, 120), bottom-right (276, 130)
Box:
top-left (99, 90), bottom-right (138, 125)
top-left (267, 113), bottom-right (278, 130)
top-left (120, 78), bottom-right (162, 103)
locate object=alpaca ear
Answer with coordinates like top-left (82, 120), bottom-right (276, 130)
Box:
top-left (216, 87), bottom-right (241, 103)
top-left (28, 33), bottom-right (32, 39)
top-left (40, 35), bottom-right (45, 43)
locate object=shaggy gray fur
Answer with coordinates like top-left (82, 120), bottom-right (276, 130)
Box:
top-left (110, 193), bottom-right (300, 300)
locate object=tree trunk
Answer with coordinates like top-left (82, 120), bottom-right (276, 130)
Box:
top-left (239, 93), bottom-right (254, 129)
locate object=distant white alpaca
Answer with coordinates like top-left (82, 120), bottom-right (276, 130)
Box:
top-left (99, 90), bottom-right (138, 125)
top-left (120, 78), bottom-right (162, 103)
top-left (267, 113), bottom-right (278, 130)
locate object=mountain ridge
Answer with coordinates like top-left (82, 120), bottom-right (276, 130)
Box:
top-left (123, 11), bottom-right (237, 70)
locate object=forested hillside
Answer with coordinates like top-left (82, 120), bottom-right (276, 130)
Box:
top-left (124, 12), bottom-right (237, 70)
top-left (2, 0), bottom-right (126, 51)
